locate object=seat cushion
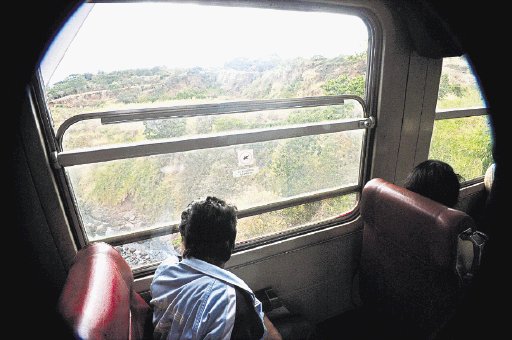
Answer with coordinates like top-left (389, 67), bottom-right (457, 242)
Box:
top-left (58, 242), bottom-right (152, 339)
top-left (359, 178), bottom-right (475, 336)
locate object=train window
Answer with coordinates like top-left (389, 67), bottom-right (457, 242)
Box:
top-left (38, 2), bottom-right (372, 270)
top-left (435, 56), bottom-right (486, 111)
top-left (429, 55), bottom-right (492, 181)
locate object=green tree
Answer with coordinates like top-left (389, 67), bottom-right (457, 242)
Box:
top-left (174, 88), bottom-right (207, 100)
top-left (116, 87), bottom-right (142, 104)
top-left (79, 157), bottom-right (174, 224)
top-left (438, 74), bottom-right (451, 99)
top-left (143, 119), bottom-right (186, 139)
top-left (47, 74), bottom-right (90, 99)
top-left (438, 74), bottom-right (466, 100)
top-left (287, 107), bottom-right (355, 124)
top-left (429, 116), bottom-right (492, 180)
top-left (346, 52), bottom-right (366, 63)
top-left (321, 75), bottom-right (365, 97)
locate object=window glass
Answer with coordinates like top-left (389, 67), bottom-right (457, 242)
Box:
top-left (436, 55), bottom-right (486, 110)
top-left (116, 194), bottom-right (358, 270)
top-left (430, 56), bottom-right (492, 181)
top-left (429, 116), bottom-right (492, 181)
top-left (41, 3), bottom-right (368, 132)
top-left (237, 193), bottom-right (358, 243)
top-left (67, 130), bottom-right (364, 241)
top-left (39, 2), bottom-right (370, 267)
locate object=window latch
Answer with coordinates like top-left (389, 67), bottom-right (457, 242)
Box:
top-left (359, 116), bottom-right (376, 129)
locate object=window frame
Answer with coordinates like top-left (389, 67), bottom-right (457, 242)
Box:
top-left (54, 94), bottom-right (373, 247)
top-left (435, 108), bottom-right (487, 121)
top-left (34, 1), bottom-right (381, 263)
top-left (432, 55), bottom-right (490, 184)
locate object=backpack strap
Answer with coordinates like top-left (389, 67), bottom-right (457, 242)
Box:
top-left (231, 286), bottom-right (264, 340)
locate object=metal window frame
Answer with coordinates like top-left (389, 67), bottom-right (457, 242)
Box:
top-left (429, 53), bottom-right (489, 182)
top-left (54, 95), bottom-right (372, 167)
top-left (56, 95), bottom-right (360, 150)
top-left (54, 95), bottom-right (372, 245)
top-left (38, 2), bottom-right (381, 251)
top-left (57, 117), bottom-right (372, 167)
top-left (435, 107), bottom-right (488, 120)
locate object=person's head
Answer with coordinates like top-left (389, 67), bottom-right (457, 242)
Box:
top-left (179, 196), bottom-right (237, 266)
top-left (404, 160), bottom-right (461, 207)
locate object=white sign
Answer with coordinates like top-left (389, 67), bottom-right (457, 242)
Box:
top-left (237, 149), bottom-right (255, 166)
top-left (233, 167), bottom-right (259, 178)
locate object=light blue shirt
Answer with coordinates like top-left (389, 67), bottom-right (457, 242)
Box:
top-left (151, 256), bottom-right (266, 340)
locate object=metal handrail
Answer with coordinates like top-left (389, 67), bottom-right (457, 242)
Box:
top-left (55, 95), bottom-right (365, 150)
top-left (56, 117), bottom-right (373, 167)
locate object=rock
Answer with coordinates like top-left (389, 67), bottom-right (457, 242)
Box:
top-left (123, 212), bottom-right (136, 220)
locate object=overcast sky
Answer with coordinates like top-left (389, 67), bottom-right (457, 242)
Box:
top-left (41, 2), bottom-right (368, 85)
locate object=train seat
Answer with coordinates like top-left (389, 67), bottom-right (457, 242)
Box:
top-left (58, 242), bottom-right (153, 339)
top-left (359, 178), bottom-right (476, 338)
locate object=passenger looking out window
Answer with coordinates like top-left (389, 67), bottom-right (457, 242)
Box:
top-left (151, 196), bottom-right (282, 340)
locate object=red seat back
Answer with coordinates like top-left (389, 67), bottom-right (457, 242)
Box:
top-left (58, 242), bottom-right (152, 339)
top-left (359, 178), bottom-right (474, 337)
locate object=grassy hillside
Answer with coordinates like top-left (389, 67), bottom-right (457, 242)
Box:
top-left (47, 53), bottom-right (366, 130)
top-left (430, 56), bottom-right (492, 180)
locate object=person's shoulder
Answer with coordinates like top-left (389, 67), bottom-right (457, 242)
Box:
top-left (160, 254), bottom-right (180, 267)
top-left (183, 258), bottom-right (253, 293)
top-left (153, 255), bottom-right (181, 278)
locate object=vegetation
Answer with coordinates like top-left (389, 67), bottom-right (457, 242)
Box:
top-left (438, 74), bottom-right (465, 100)
top-left (322, 75), bottom-right (365, 97)
top-left (431, 57), bottom-right (492, 180)
top-left (430, 116), bottom-right (492, 180)
top-left (48, 54), bottom-right (491, 245)
top-left (143, 119), bottom-right (186, 139)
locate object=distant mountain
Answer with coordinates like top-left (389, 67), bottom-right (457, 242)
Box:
top-left (47, 54), bottom-right (367, 107)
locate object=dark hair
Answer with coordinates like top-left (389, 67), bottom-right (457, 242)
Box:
top-left (404, 160), bottom-right (461, 207)
top-left (179, 196), bottom-right (237, 263)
